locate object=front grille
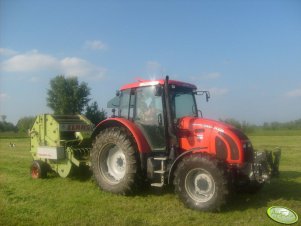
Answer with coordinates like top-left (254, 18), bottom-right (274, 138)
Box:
top-left (243, 141), bottom-right (254, 162)
top-left (219, 132), bottom-right (239, 160)
top-left (215, 136), bottom-right (228, 160)
top-left (229, 128), bottom-right (254, 162)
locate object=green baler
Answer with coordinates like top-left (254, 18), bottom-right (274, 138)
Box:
top-left (30, 114), bottom-right (93, 178)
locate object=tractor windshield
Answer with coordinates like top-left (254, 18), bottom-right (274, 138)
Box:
top-left (170, 86), bottom-right (198, 120)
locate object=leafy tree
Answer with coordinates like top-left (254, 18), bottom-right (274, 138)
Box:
top-left (47, 75), bottom-right (91, 114)
top-left (0, 121), bottom-right (17, 132)
top-left (263, 118), bottom-right (301, 130)
top-left (85, 101), bottom-right (107, 125)
top-left (16, 116), bottom-right (35, 133)
top-left (1, 115), bottom-right (7, 122)
top-left (0, 115), bottom-right (17, 132)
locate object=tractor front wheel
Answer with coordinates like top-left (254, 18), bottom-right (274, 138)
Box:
top-left (91, 127), bottom-right (140, 195)
top-left (174, 154), bottom-right (228, 211)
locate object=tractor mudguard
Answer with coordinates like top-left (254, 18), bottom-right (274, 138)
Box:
top-left (92, 118), bottom-right (151, 154)
top-left (167, 147), bottom-right (209, 184)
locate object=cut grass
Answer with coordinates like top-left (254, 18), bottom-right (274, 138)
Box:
top-left (0, 135), bottom-right (300, 226)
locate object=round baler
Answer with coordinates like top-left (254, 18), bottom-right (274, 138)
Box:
top-left (30, 114), bottom-right (93, 178)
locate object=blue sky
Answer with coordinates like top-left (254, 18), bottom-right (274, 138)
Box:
top-left (0, 0), bottom-right (301, 124)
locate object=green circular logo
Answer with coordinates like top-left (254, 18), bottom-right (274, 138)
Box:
top-left (267, 206), bottom-right (298, 224)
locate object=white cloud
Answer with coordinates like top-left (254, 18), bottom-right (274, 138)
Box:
top-left (208, 87), bottom-right (229, 96)
top-left (0, 50), bottom-right (58, 72)
top-left (0, 50), bottom-right (106, 79)
top-left (286, 88), bottom-right (301, 97)
top-left (0, 93), bottom-right (9, 102)
top-left (84, 40), bottom-right (107, 50)
top-left (60, 57), bottom-right (106, 79)
top-left (202, 72), bottom-right (221, 80)
top-left (0, 48), bottom-right (18, 57)
top-left (190, 72), bottom-right (222, 82)
top-left (29, 76), bottom-right (40, 83)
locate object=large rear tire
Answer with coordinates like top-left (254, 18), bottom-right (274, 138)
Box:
top-left (91, 127), bottom-right (140, 195)
top-left (174, 154), bottom-right (228, 211)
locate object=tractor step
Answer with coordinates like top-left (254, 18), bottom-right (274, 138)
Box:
top-left (154, 170), bottom-right (166, 174)
top-left (150, 156), bottom-right (167, 188)
top-left (154, 157), bottom-right (168, 161)
top-left (151, 183), bottom-right (164, 187)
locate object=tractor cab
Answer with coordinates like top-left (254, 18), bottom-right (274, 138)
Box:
top-left (107, 77), bottom-right (201, 153)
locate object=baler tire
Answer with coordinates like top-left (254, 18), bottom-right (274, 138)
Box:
top-left (174, 154), bottom-right (228, 211)
top-left (30, 160), bottom-right (48, 179)
top-left (91, 127), bottom-right (141, 195)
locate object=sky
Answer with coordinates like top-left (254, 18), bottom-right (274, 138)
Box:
top-left (0, 0), bottom-right (301, 125)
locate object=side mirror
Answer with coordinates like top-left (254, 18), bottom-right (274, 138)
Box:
top-left (116, 90), bottom-right (121, 96)
top-left (195, 91), bottom-right (210, 102)
top-left (205, 91), bottom-right (210, 102)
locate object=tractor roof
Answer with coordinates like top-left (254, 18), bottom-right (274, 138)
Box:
top-left (120, 79), bottom-right (197, 91)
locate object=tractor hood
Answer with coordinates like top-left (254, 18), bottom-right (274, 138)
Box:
top-left (177, 116), bottom-right (247, 138)
top-left (177, 116), bottom-right (251, 164)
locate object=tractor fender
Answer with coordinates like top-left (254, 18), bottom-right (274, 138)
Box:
top-left (92, 118), bottom-right (151, 154)
top-left (167, 147), bottom-right (210, 184)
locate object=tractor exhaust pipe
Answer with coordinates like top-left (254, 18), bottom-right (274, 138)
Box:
top-left (164, 76), bottom-right (177, 153)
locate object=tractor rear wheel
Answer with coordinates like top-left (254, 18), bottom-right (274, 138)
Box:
top-left (30, 160), bottom-right (48, 179)
top-left (174, 154), bottom-right (228, 211)
top-left (91, 127), bottom-right (140, 195)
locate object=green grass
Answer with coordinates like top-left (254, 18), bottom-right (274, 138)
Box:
top-left (0, 132), bottom-right (28, 139)
top-left (1, 135), bottom-right (300, 226)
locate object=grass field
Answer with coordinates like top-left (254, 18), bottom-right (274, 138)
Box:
top-left (0, 134), bottom-right (300, 226)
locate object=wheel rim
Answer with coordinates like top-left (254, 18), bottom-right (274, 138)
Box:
top-left (99, 144), bottom-right (126, 184)
top-left (185, 168), bottom-right (215, 203)
top-left (31, 165), bottom-right (39, 179)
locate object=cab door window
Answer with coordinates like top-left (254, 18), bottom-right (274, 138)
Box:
top-left (135, 86), bottom-right (166, 151)
top-left (119, 89), bottom-right (130, 118)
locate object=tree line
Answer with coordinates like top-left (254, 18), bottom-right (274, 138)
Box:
top-left (1, 75), bottom-right (300, 133)
top-left (1, 75), bottom-right (107, 133)
top-left (219, 118), bottom-right (301, 133)
top-left (3, 115), bottom-right (300, 134)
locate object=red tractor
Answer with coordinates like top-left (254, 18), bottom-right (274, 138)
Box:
top-left (91, 76), bottom-right (280, 211)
